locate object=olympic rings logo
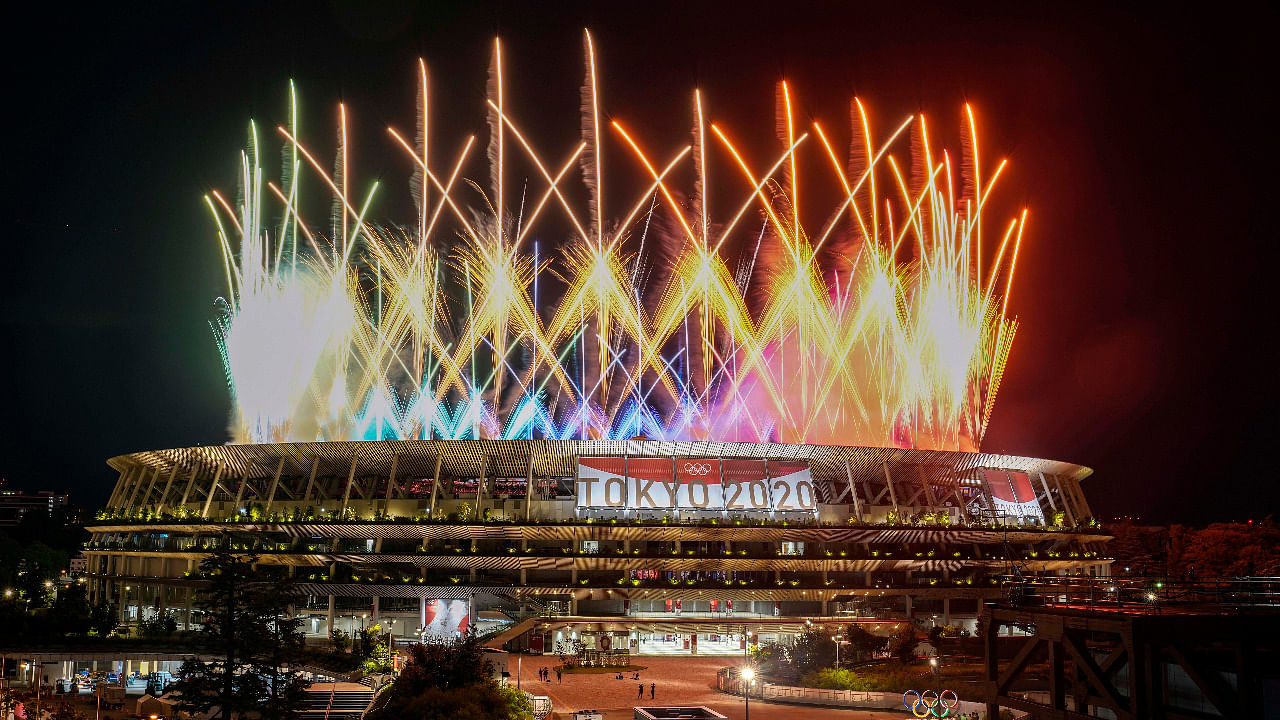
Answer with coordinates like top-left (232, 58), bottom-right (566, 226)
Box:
top-left (683, 462), bottom-right (713, 475)
top-left (903, 690), bottom-right (959, 718)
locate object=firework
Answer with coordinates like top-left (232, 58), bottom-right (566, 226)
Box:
top-left (208, 32), bottom-right (1024, 451)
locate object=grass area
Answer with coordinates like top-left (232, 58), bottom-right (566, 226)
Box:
top-left (556, 664), bottom-right (649, 674)
top-left (797, 659), bottom-right (989, 695)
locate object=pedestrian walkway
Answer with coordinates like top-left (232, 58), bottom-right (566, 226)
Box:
top-left (515, 656), bottom-right (917, 720)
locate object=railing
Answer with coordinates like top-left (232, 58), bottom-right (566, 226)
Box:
top-left (992, 574), bottom-right (1280, 613)
top-left (87, 513), bottom-right (1106, 534)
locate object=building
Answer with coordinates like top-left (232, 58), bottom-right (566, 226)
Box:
top-left (83, 439), bottom-right (1109, 653)
top-left (0, 485), bottom-right (70, 526)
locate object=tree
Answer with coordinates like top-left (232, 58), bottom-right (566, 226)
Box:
top-left (368, 633), bottom-right (530, 720)
top-left (140, 608), bottom-right (179, 638)
top-left (330, 628), bottom-right (351, 652)
top-left (173, 544), bottom-right (310, 720)
top-left (1172, 520), bottom-right (1280, 578)
top-left (247, 575), bottom-right (311, 720)
top-left (89, 600), bottom-right (119, 637)
top-left (845, 624), bottom-right (887, 662)
top-left (48, 582), bottom-right (94, 637)
top-left (19, 541), bottom-right (68, 605)
top-left (788, 629), bottom-right (836, 676)
top-left (891, 631), bottom-right (919, 664)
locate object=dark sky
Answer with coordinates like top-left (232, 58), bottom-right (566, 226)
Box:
top-left (1, 2), bottom-right (1274, 523)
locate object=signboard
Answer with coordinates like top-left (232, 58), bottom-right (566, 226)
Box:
top-left (629, 457), bottom-right (678, 508)
top-left (676, 458), bottom-right (724, 509)
top-left (768, 461), bottom-right (818, 512)
top-left (721, 459), bottom-right (770, 510)
top-left (421, 598), bottom-right (470, 641)
top-left (576, 457), bottom-right (817, 514)
top-left (575, 457), bottom-right (676, 509)
top-left (982, 469), bottom-right (1044, 523)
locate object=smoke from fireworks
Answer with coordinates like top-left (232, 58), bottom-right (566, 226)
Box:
top-left (208, 32), bottom-right (1025, 451)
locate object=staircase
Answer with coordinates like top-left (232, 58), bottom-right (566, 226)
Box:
top-left (298, 684), bottom-right (374, 720)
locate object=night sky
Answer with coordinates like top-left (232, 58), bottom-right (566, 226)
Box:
top-left (1, 2), bottom-right (1273, 523)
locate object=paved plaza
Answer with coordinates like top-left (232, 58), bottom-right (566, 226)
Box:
top-left (516, 655), bottom-right (913, 720)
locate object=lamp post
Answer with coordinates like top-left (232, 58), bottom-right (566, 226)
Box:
top-left (740, 667), bottom-right (755, 720)
top-left (831, 636), bottom-right (848, 668)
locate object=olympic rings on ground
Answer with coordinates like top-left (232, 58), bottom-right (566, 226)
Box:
top-left (903, 689), bottom-right (957, 718)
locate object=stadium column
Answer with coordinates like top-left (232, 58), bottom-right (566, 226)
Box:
top-left (420, 597), bottom-right (426, 630)
top-left (200, 463), bottom-right (225, 519)
top-left (264, 457), bottom-right (286, 514)
top-left (302, 457), bottom-right (319, 505)
top-left (1049, 475), bottom-right (1077, 526)
top-left (1065, 476), bottom-right (1093, 520)
top-left (428, 456), bottom-right (443, 519)
top-left (232, 468), bottom-right (251, 512)
top-left (942, 598), bottom-right (950, 626)
top-left (525, 453), bottom-right (535, 521)
top-left (327, 595), bottom-right (336, 636)
top-left (476, 457), bottom-right (489, 523)
top-left (916, 465), bottom-right (938, 507)
top-left (138, 467), bottom-right (161, 513)
top-left (125, 467), bottom-right (158, 514)
top-left (340, 454), bottom-right (359, 516)
top-left (983, 613), bottom-right (1000, 719)
top-left (881, 464), bottom-right (901, 517)
top-left (156, 464), bottom-right (179, 514)
top-left (178, 464), bottom-right (200, 508)
top-left (382, 453), bottom-right (400, 515)
top-left (372, 596), bottom-right (380, 624)
top-left (184, 588), bottom-right (193, 630)
top-left (521, 538), bottom-right (528, 585)
top-left (1037, 472), bottom-right (1059, 515)
top-left (106, 465), bottom-right (137, 511)
top-left (844, 460), bottom-right (862, 521)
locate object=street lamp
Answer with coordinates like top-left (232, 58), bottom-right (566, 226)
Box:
top-left (740, 667), bottom-right (755, 720)
top-left (830, 636), bottom-right (848, 668)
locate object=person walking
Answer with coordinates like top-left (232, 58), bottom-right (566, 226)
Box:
top-left (556, 667), bottom-right (562, 683)
top-left (650, 682), bottom-right (655, 699)
top-left (638, 683), bottom-right (644, 699)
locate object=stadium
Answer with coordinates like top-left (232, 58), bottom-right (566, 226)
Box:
top-left (82, 38), bottom-right (1115, 658)
top-left (83, 438), bottom-right (1109, 656)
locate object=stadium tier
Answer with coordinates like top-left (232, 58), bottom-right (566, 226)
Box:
top-left (84, 439), bottom-right (1110, 653)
